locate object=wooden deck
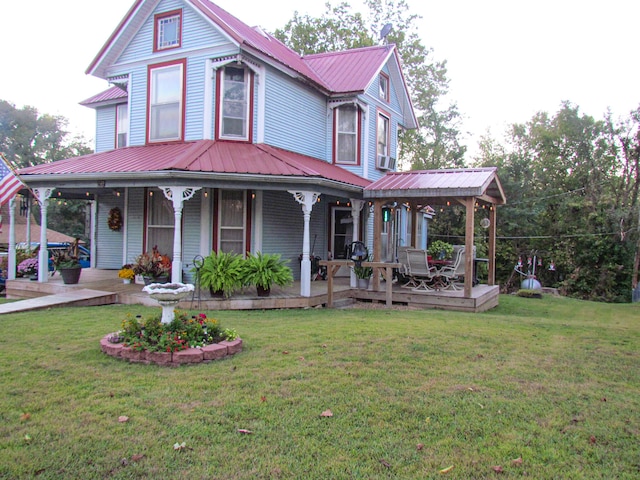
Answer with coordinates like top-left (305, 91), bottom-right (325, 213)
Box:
top-left (4, 268), bottom-right (499, 313)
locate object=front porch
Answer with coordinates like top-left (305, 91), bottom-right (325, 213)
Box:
top-left (3, 268), bottom-right (499, 313)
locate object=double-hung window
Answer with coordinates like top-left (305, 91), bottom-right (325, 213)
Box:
top-left (116, 104), bottom-right (128, 148)
top-left (334, 104), bottom-right (360, 165)
top-left (377, 112), bottom-right (390, 158)
top-left (146, 190), bottom-right (174, 257)
top-left (218, 66), bottom-right (251, 141)
top-left (148, 60), bottom-right (185, 143)
top-left (218, 190), bottom-right (246, 254)
top-left (154, 10), bottom-right (182, 52)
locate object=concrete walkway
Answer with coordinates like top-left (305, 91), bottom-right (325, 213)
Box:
top-left (0, 288), bottom-right (116, 314)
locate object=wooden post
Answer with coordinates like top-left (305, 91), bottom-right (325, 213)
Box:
top-left (488, 205), bottom-right (497, 286)
top-left (372, 199), bottom-right (383, 291)
top-left (410, 202), bottom-right (419, 248)
top-left (464, 197), bottom-right (475, 298)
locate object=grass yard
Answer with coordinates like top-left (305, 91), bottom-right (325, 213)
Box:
top-left (0, 295), bottom-right (638, 479)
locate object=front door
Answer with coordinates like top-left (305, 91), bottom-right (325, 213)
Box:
top-left (330, 206), bottom-right (353, 276)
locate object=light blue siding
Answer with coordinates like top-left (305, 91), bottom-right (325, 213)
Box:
top-left (261, 191), bottom-right (328, 280)
top-left (264, 68), bottom-right (327, 159)
top-left (127, 65), bottom-right (149, 146)
top-left (181, 190), bottom-right (203, 282)
top-left (96, 193), bottom-right (125, 269)
top-left (125, 188), bottom-right (145, 264)
top-left (95, 106), bottom-right (116, 153)
top-left (117, 0), bottom-right (231, 65)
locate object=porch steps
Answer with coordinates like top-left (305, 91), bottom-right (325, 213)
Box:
top-left (0, 289), bottom-right (117, 314)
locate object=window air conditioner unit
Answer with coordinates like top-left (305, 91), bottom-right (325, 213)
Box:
top-left (377, 155), bottom-right (396, 170)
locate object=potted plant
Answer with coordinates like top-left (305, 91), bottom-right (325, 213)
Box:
top-left (427, 240), bottom-right (454, 260)
top-left (50, 243), bottom-right (82, 284)
top-left (133, 246), bottom-right (171, 285)
top-left (118, 264), bottom-right (135, 284)
top-left (242, 252), bottom-right (293, 297)
top-left (195, 250), bottom-right (244, 298)
top-left (353, 255), bottom-right (373, 289)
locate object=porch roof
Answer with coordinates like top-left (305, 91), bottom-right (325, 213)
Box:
top-left (18, 140), bottom-right (371, 192)
top-left (363, 167), bottom-right (506, 205)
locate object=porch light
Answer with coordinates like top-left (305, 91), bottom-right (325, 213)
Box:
top-left (57, 191), bottom-right (62, 196)
top-left (149, 191), bottom-right (153, 197)
top-left (204, 190), bottom-right (208, 198)
top-left (251, 192), bottom-right (256, 199)
top-left (317, 197), bottom-right (321, 203)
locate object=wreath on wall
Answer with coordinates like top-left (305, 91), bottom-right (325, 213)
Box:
top-left (108, 207), bottom-right (123, 231)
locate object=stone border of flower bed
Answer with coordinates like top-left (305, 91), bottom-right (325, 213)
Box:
top-left (100, 334), bottom-right (243, 366)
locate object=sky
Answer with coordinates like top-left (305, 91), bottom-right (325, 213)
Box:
top-left (2, 0), bottom-right (639, 158)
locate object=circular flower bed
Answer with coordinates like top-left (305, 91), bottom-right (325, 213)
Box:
top-left (100, 311), bottom-right (242, 366)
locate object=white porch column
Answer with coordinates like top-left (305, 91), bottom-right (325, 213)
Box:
top-left (7, 198), bottom-right (16, 280)
top-left (90, 200), bottom-right (97, 269)
top-left (289, 190), bottom-right (320, 297)
top-left (34, 188), bottom-right (54, 282)
top-left (349, 199), bottom-right (366, 288)
top-left (160, 186), bottom-right (201, 283)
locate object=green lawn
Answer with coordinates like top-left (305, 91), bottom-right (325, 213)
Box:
top-left (0, 296), bottom-right (638, 479)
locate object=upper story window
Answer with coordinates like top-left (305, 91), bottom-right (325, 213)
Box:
top-left (217, 66), bottom-right (252, 141)
top-left (154, 9), bottom-right (182, 52)
top-left (116, 104), bottom-right (128, 148)
top-left (376, 111), bottom-right (395, 170)
top-left (333, 104), bottom-right (360, 165)
top-left (379, 72), bottom-right (389, 102)
top-left (147, 60), bottom-right (185, 143)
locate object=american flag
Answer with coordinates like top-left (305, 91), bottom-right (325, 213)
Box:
top-left (0, 153), bottom-right (24, 207)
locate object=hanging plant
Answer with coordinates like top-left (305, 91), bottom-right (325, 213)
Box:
top-left (108, 207), bottom-right (123, 231)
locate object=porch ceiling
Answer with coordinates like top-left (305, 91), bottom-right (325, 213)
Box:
top-left (363, 167), bottom-right (506, 206)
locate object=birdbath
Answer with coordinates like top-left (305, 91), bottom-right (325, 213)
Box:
top-left (143, 282), bottom-right (195, 324)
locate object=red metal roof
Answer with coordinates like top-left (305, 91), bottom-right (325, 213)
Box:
top-left (364, 168), bottom-right (506, 204)
top-left (305, 45), bottom-right (394, 94)
top-left (19, 141), bottom-right (371, 189)
top-left (80, 86), bottom-right (128, 106)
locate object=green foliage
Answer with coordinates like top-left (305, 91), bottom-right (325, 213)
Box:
top-left (196, 250), bottom-right (244, 297)
top-left (0, 99), bottom-right (92, 168)
top-left (242, 252), bottom-right (293, 290)
top-left (427, 240), bottom-right (454, 259)
top-left (353, 255), bottom-right (373, 279)
top-left (516, 289), bottom-right (543, 298)
top-left (50, 243), bottom-right (81, 270)
top-left (120, 311), bottom-right (228, 352)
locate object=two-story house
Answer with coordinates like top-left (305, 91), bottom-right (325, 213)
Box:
top-left (16, 0), bottom-right (418, 295)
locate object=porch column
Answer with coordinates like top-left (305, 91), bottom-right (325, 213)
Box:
top-left (349, 199), bottom-right (366, 288)
top-left (289, 190), bottom-right (320, 297)
top-left (7, 198), bottom-right (16, 280)
top-left (160, 186), bottom-right (201, 283)
top-left (488, 205), bottom-right (497, 286)
top-left (90, 200), bottom-right (97, 269)
top-left (34, 188), bottom-right (54, 283)
top-left (463, 197), bottom-right (475, 298)
top-left (409, 202), bottom-right (419, 248)
top-left (372, 199), bottom-right (384, 291)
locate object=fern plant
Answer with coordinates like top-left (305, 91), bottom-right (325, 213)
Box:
top-left (196, 251), bottom-right (244, 298)
top-left (242, 252), bottom-right (293, 294)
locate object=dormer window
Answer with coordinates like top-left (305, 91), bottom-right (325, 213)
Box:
top-left (333, 104), bottom-right (361, 165)
top-left (379, 72), bottom-right (389, 102)
top-left (217, 66), bottom-right (252, 141)
top-left (147, 60), bottom-right (185, 143)
top-left (154, 9), bottom-right (182, 52)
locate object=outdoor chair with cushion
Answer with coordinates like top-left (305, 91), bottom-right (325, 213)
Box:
top-left (397, 246), bottom-right (417, 288)
top-left (405, 249), bottom-right (440, 291)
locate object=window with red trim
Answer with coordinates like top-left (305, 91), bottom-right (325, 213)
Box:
top-left (147, 60), bottom-right (185, 143)
top-left (216, 66), bottom-right (252, 141)
top-left (154, 10), bottom-right (182, 52)
top-left (333, 104), bottom-right (360, 165)
top-left (116, 104), bottom-right (128, 148)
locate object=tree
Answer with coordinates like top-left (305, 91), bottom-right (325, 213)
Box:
top-left (0, 100), bottom-right (92, 168)
top-left (0, 99), bottom-right (93, 242)
top-left (472, 102), bottom-right (640, 301)
top-left (274, 0), bottom-right (466, 170)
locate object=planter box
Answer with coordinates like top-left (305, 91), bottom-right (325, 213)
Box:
top-left (173, 347), bottom-right (204, 364)
top-left (202, 343), bottom-right (228, 360)
top-left (220, 338), bottom-right (243, 355)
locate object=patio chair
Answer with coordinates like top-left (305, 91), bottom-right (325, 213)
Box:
top-left (397, 246), bottom-right (417, 288)
top-left (438, 247), bottom-right (465, 290)
top-left (405, 249), bottom-right (440, 291)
